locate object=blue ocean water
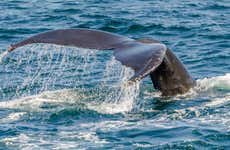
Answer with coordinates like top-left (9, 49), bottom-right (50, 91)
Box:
top-left (0, 0), bottom-right (230, 149)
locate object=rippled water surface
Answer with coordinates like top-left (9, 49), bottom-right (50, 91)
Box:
top-left (0, 0), bottom-right (229, 149)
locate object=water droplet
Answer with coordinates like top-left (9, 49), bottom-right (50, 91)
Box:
top-left (0, 51), bottom-right (8, 64)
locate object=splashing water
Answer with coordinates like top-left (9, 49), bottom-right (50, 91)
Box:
top-left (196, 73), bottom-right (230, 91)
top-left (0, 44), bottom-right (99, 99)
top-left (0, 44), bottom-right (140, 115)
top-left (181, 73), bottom-right (230, 98)
top-left (193, 74), bottom-right (230, 107)
top-left (87, 56), bottom-right (140, 114)
top-left (0, 50), bottom-right (8, 63)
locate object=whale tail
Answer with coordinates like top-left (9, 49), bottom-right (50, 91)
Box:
top-left (137, 38), bottom-right (195, 95)
top-left (7, 28), bottom-right (194, 96)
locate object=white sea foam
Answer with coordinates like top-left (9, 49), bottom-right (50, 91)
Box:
top-left (0, 112), bottom-right (26, 123)
top-left (148, 73), bottom-right (230, 125)
top-left (195, 73), bottom-right (230, 91)
top-left (205, 93), bottom-right (230, 107)
top-left (1, 133), bottom-right (80, 150)
top-left (175, 73), bottom-right (230, 98)
top-left (0, 89), bottom-right (81, 112)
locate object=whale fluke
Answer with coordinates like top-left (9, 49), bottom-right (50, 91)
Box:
top-left (7, 28), bottom-right (195, 96)
top-left (8, 29), bottom-right (133, 51)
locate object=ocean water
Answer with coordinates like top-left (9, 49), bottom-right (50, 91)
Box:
top-left (0, 0), bottom-right (229, 149)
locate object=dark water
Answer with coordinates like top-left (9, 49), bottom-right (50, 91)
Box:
top-left (0, 0), bottom-right (230, 149)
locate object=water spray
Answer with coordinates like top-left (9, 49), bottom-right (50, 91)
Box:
top-left (0, 50), bottom-right (9, 64)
